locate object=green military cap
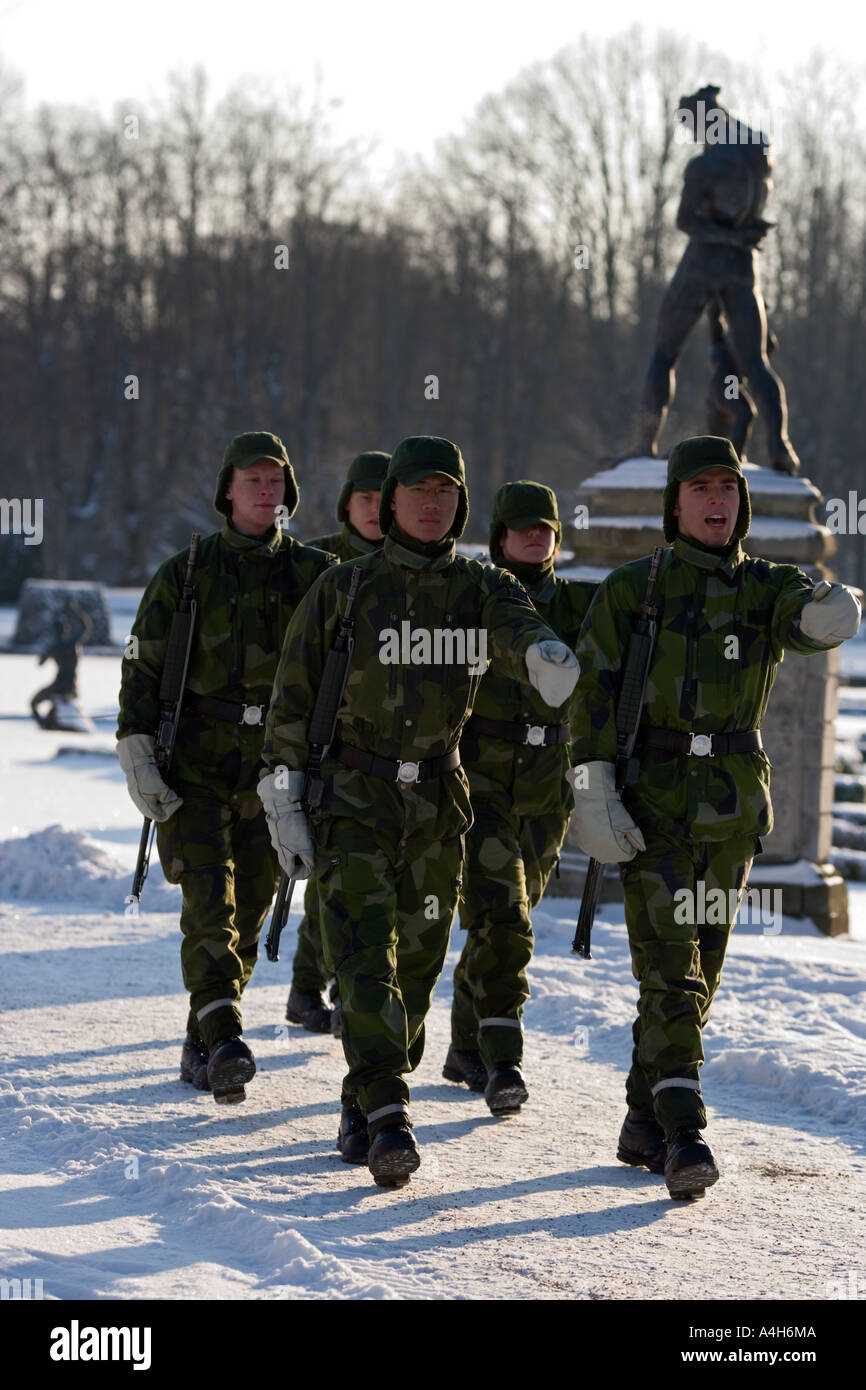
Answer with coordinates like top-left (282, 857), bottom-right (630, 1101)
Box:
top-left (489, 480), bottom-right (562, 558)
top-left (214, 431), bottom-right (299, 520)
top-left (337, 451), bottom-right (391, 523)
top-left (379, 436), bottom-right (469, 538)
top-left (663, 435), bottom-right (750, 542)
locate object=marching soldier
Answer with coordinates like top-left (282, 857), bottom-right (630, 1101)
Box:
top-left (117, 432), bottom-right (334, 1103)
top-left (259, 437), bottom-right (580, 1187)
top-left (287, 450), bottom-right (390, 1034)
top-left (569, 436), bottom-right (861, 1198)
top-left (444, 482), bottom-right (597, 1114)
top-left (305, 450), bottom-right (389, 561)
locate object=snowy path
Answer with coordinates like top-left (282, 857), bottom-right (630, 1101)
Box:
top-left (2, 904), bottom-right (865, 1302)
top-left (1, 655), bottom-right (865, 1301)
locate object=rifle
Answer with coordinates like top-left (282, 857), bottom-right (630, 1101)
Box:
top-left (125, 533), bottom-right (200, 914)
top-left (264, 563), bottom-right (364, 962)
top-left (572, 545), bottom-right (665, 959)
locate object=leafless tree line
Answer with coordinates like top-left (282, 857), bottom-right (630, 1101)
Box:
top-left (1, 29), bottom-right (864, 591)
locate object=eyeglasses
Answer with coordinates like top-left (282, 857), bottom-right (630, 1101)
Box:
top-left (407, 484), bottom-right (460, 499)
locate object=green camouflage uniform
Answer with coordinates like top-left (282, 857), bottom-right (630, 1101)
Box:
top-left (572, 445), bottom-right (848, 1136)
top-left (292, 450), bottom-right (389, 995)
top-left (451, 483), bottom-right (597, 1068)
top-left (117, 438), bottom-right (333, 1048)
top-left (306, 526), bottom-right (381, 563)
top-left (262, 442), bottom-right (564, 1136)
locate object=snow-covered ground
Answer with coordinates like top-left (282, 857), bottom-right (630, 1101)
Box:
top-left (1, 652), bottom-right (865, 1302)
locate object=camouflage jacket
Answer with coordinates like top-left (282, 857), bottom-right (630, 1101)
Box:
top-left (262, 531), bottom-right (563, 842)
top-left (117, 520), bottom-right (333, 790)
top-left (305, 525), bottom-right (381, 563)
top-left (461, 560), bottom-right (597, 816)
top-left (571, 535), bottom-right (839, 842)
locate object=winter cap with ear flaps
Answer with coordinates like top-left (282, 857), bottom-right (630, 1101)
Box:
top-left (379, 436), bottom-right (469, 538)
top-left (214, 431), bottom-right (298, 520)
top-left (663, 435), bottom-right (751, 542)
top-left (337, 451), bottom-right (391, 523)
top-left (489, 480), bottom-right (561, 558)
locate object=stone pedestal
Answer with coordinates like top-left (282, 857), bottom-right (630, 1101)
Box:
top-left (548, 457), bottom-right (849, 936)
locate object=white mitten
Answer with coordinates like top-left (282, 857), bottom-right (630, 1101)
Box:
top-left (566, 761), bottom-right (646, 862)
top-left (117, 733), bottom-right (183, 822)
top-left (799, 581), bottom-right (861, 643)
top-left (525, 640), bottom-right (580, 708)
top-left (257, 770), bottom-right (315, 878)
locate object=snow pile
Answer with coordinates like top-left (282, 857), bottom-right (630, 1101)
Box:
top-left (710, 1045), bottom-right (863, 1125)
top-left (706, 954), bottom-right (866, 1127)
top-left (0, 824), bottom-right (175, 907)
top-left (0, 1074), bottom-right (426, 1300)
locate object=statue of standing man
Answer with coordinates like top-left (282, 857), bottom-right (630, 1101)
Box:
top-left (630, 86), bottom-right (800, 475)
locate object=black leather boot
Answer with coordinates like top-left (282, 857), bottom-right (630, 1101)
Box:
top-left (286, 985), bottom-right (332, 1034)
top-left (442, 1043), bottom-right (488, 1093)
top-left (484, 1063), bottom-right (528, 1116)
top-left (664, 1126), bottom-right (719, 1199)
top-left (616, 1108), bottom-right (666, 1174)
top-left (180, 1033), bottom-right (210, 1091)
top-left (367, 1121), bottom-right (420, 1188)
top-left (206, 1036), bottom-right (256, 1105)
top-left (336, 1102), bottom-right (370, 1164)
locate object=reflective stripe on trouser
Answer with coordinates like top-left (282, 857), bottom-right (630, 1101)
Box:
top-left (315, 815), bottom-right (463, 1136)
top-left (156, 783), bottom-right (280, 1046)
top-left (451, 799), bottom-right (568, 1067)
top-left (290, 873), bottom-right (330, 993)
top-left (619, 831), bottom-right (757, 1135)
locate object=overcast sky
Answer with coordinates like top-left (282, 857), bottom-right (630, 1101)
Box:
top-left (1, 0), bottom-right (861, 166)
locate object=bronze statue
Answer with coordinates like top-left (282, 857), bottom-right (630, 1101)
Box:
top-left (631, 86), bottom-right (799, 474)
top-left (30, 597), bottom-right (93, 731)
top-left (705, 297), bottom-right (778, 460)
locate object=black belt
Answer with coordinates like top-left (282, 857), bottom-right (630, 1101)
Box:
top-left (187, 693), bottom-right (267, 727)
top-left (640, 727), bottom-right (762, 757)
top-left (467, 715), bottom-right (569, 748)
top-left (334, 738), bottom-right (461, 785)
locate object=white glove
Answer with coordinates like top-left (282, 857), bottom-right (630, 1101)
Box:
top-left (566, 761), bottom-right (646, 863)
top-left (117, 733), bottom-right (183, 822)
top-left (799, 581), bottom-right (861, 644)
top-left (525, 640), bottom-right (580, 708)
top-left (257, 770), bottom-right (315, 879)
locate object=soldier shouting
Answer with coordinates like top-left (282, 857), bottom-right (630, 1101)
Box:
top-left (117, 432), bottom-right (333, 1103)
top-left (570, 436), bottom-right (860, 1198)
top-left (259, 437), bottom-right (579, 1188)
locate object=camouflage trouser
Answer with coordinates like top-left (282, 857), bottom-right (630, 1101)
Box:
top-left (156, 780), bottom-right (280, 1047)
top-left (451, 799), bottom-right (569, 1067)
top-left (314, 815), bottom-right (464, 1137)
top-left (619, 830), bottom-right (758, 1136)
top-left (291, 873), bottom-right (330, 993)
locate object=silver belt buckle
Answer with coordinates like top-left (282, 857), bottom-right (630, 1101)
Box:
top-left (241, 704), bottom-right (264, 726)
top-left (525, 724), bottom-right (546, 747)
top-left (689, 732), bottom-right (713, 757)
top-left (396, 759), bottom-right (421, 784)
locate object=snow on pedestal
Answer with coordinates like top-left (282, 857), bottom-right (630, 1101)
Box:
top-left (553, 458), bottom-right (849, 936)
